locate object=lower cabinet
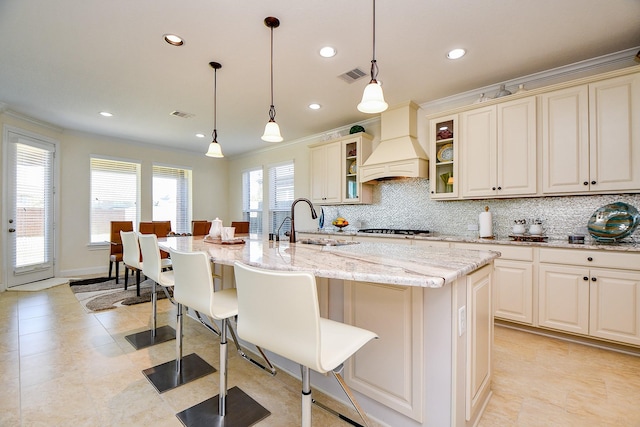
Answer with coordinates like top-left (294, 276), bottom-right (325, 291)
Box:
top-left (538, 248), bottom-right (640, 346)
top-left (453, 243), bottom-right (534, 325)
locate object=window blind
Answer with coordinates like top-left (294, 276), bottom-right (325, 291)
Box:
top-left (12, 141), bottom-right (54, 271)
top-left (90, 157), bottom-right (140, 243)
top-left (242, 168), bottom-right (263, 234)
top-left (152, 165), bottom-right (191, 233)
top-left (268, 161), bottom-right (294, 234)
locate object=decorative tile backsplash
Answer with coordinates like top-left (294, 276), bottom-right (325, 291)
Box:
top-left (319, 178), bottom-right (640, 242)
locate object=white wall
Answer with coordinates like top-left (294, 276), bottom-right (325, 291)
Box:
top-left (1, 113), bottom-right (228, 281)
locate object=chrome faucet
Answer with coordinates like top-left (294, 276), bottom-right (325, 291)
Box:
top-left (289, 198), bottom-right (317, 243)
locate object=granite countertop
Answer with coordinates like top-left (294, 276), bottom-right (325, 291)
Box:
top-left (158, 236), bottom-right (499, 288)
top-left (299, 229), bottom-right (640, 252)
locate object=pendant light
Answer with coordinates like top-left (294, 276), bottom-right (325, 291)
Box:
top-left (261, 17), bottom-right (283, 142)
top-left (357, 0), bottom-right (388, 114)
top-left (205, 61), bottom-right (224, 158)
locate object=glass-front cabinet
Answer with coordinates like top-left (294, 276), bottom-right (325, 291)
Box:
top-left (309, 132), bottom-right (373, 205)
top-left (429, 114), bottom-right (458, 199)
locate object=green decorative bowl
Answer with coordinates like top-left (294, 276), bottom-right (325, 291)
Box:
top-left (587, 202), bottom-right (640, 242)
top-left (349, 125), bottom-right (365, 134)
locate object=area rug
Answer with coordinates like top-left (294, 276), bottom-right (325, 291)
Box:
top-left (70, 277), bottom-right (170, 313)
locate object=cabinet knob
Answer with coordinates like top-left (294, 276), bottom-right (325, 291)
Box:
top-left (587, 257), bottom-right (593, 262)
top-left (431, 191), bottom-right (434, 194)
top-left (497, 186), bottom-right (502, 190)
top-left (591, 181), bottom-right (596, 185)
top-left (492, 187), bottom-right (496, 191)
top-left (583, 276), bottom-right (589, 281)
top-left (583, 181), bottom-right (589, 186)
top-left (591, 277), bottom-right (597, 282)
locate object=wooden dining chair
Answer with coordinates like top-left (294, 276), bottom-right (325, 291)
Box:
top-left (108, 221), bottom-right (133, 284)
top-left (231, 221), bottom-right (250, 234)
top-left (140, 221), bottom-right (171, 258)
top-left (192, 220), bottom-right (212, 236)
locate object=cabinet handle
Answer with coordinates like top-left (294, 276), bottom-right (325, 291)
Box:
top-left (591, 277), bottom-right (597, 282)
top-left (583, 181), bottom-right (589, 186)
top-left (583, 276), bottom-right (589, 281)
top-left (587, 257), bottom-right (593, 262)
top-left (591, 181), bottom-right (596, 185)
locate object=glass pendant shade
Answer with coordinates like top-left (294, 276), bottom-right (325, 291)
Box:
top-left (357, 80), bottom-right (388, 113)
top-left (261, 120), bottom-right (283, 143)
top-left (205, 141), bottom-right (224, 158)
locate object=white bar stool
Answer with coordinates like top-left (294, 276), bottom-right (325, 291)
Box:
top-left (120, 230), bottom-right (144, 296)
top-left (125, 233), bottom-right (176, 350)
top-left (170, 250), bottom-right (270, 426)
top-left (233, 261), bottom-right (378, 427)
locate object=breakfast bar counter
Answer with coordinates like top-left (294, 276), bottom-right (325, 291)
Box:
top-left (159, 236), bottom-right (499, 427)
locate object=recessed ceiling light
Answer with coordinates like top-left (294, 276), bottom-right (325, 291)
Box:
top-left (319, 46), bottom-right (337, 58)
top-left (195, 133), bottom-right (205, 138)
top-left (99, 111), bottom-right (113, 117)
top-left (447, 48), bottom-right (466, 60)
top-left (164, 34), bottom-right (184, 46)
top-left (308, 103), bottom-right (321, 110)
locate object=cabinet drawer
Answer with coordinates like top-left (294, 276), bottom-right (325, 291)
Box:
top-left (539, 248), bottom-right (639, 270)
top-left (453, 243), bottom-right (533, 261)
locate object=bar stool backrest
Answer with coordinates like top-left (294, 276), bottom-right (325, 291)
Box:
top-left (234, 262), bottom-right (322, 372)
top-left (169, 249), bottom-right (214, 315)
top-left (138, 233), bottom-right (162, 283)
top-left (121, 230), bottom-right (142, 269)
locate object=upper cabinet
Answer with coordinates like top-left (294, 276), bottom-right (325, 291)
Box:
top-left (309, 133), bottom-right (373, 205)
top-left (541, 73), bottom-right (640, 194)
top-left (460, 96), bottom-right (537, 198)
top-left (429, 115), bottom-right (458, 199)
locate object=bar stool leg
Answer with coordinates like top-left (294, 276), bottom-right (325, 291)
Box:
top-left (142, 303), bottom-right (215, 394)
top-left (219, 318), bottom-right (228, 417)
top-left (302, 366), bottom-right (312, 427)
top-left (151, 281), bottom-right (158, 337)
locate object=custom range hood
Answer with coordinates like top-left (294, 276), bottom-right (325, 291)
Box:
top-left (359, 100), bottom-right (429, 182)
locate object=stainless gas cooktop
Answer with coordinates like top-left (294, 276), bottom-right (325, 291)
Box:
top-left (358, 228), bottom-right (430, 235)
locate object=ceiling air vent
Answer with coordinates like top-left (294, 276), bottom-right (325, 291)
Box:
top-left (338, 67), bottom-right (367, 83)
top-left (170, 110), bottom-right (195, 119)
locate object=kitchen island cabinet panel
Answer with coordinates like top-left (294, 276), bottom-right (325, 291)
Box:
top-left (344, 281), bottom-right (424, 422)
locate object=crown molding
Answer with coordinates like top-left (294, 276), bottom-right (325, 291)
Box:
top-left (1, 108), bottom-right (63, 133)
top-left (421, 46), bottom-right (640, 115)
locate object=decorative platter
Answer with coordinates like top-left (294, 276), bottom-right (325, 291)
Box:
top-left (587, 202), bottom-right (640, 242)
top-left (437, 143), bottom-right (453, 163)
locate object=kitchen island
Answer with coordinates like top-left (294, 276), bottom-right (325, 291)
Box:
top-left (159, 236), bottom-right (499, 427)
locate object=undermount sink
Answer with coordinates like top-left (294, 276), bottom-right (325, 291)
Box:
top-left (298, 238), bottom-right (359, 246)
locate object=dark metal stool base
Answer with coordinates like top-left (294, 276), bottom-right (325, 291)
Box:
top-left (143, 353), bottom-right (215, 393)
top-left (176, 386), bottom-right (270, 427)
top-left (125, 325), bottom-right (175, 350)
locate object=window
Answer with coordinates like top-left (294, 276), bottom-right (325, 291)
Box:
top-left (90, 157), bottom-right (140, 244)
top-left (152, 165), bottom-right (191, 233)
top-left (269, 161), bottom-right (294, 234)
top-left (242, 167), bottom-right (263, 234)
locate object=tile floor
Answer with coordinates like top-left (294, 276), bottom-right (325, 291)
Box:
top-left (1, 283), bottom-right (640, 426)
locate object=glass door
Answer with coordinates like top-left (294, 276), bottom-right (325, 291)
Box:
top-left (5, 130), bottom-right (56, 287)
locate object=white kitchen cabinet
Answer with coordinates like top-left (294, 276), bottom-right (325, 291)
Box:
top-left (460, 96), bottom-right (537, 198)
top-left (310, 140), bottom-right (341, 204)
top-left (429, 115), bottom-right (458, 199)
top-left (454, 243), bottom-right (534, 325)
top-left (541, 72), bottom-right (640, 194)
top-left (309, 133), bottom-right (373, 205)
top-left (538, 248), bottom-right (640, 346)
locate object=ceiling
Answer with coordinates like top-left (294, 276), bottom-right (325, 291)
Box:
top-left (1, 0), bottom-right (639, 157)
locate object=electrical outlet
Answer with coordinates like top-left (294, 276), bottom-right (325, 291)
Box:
top-left (458, 306), bottom-right (466, 336)
top-left (467, 224), bottom-right (478, 231)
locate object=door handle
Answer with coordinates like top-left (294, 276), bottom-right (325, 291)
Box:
top-left (8, 228), bottom-right (16, 232)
